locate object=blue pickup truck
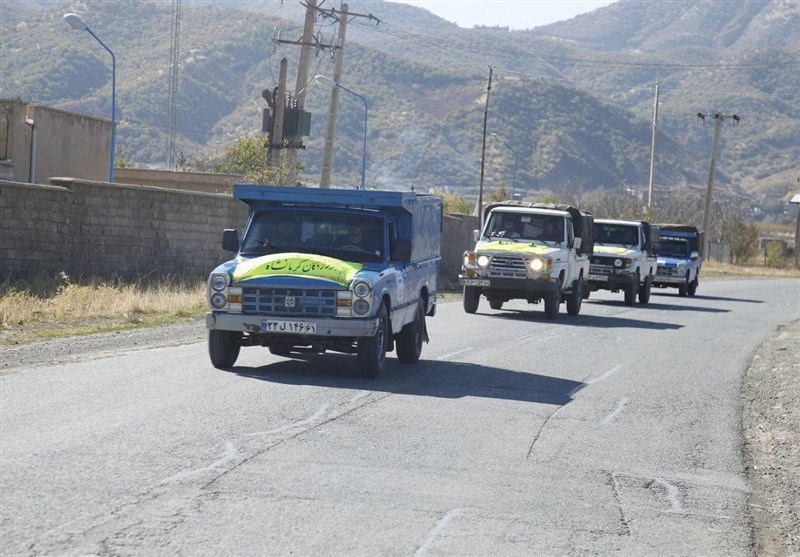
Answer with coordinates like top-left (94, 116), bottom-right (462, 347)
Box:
top-left (653, 224), bottom-right (703, 297)
top-left (206, 185), bottom-right (442, 377)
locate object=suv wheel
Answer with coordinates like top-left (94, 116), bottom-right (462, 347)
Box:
top-left (397, 298), bottom-right (425, 363)
top-left (566, 277), bottom-right (583, 315)
top-left (638, 275), bottom-right (652, 304)
top-left (357, 303), bottom-right (388, 378)
top-left (209, 330), bottom-right (241, 368)
top-left (463, 285), bottom-right (480, 314)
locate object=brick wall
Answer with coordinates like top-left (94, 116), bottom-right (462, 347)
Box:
top-left (1, 178), bottom-right (477, 288)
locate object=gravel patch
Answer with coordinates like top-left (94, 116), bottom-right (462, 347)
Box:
top-left (743, 320), bottom-right (800, 557)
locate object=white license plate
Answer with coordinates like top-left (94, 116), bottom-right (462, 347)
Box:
top-left (462, 278), bottom-right (490, 287)
top-left (261, 320), bottom-right (317, 334)
top-left (587, 274), bottom-right (608, 282)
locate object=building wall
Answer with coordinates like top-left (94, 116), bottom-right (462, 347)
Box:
top-left (0, 178), bottom-right (476, 287)
top-left (115, 168), bottom-right (241, 194)
top-left (0, 99), bottom-right (110, 184)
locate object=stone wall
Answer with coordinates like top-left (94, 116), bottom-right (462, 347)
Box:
top-left (0, 178), bottom-right (477, 289)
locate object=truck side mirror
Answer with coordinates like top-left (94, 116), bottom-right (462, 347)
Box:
top-left (690, 251), bottom-right (699, 260)
top-left (392, 239), bottom-right (412, 261)
top-left (473, 229), bottom-right (480, 242)
top-left (222, 229), bottom-right (239, 253)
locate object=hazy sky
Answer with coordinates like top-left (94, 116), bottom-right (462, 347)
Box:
top-left (391, 1), bottom-right (617, 30)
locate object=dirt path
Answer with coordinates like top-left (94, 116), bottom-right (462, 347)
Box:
top-left (743, 320), bottom-right (800, 557)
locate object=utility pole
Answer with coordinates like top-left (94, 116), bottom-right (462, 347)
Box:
top-left (320, 3), bottom-right (349, 189)
top-left (698, 111), bottom-right (740, 258)
top-left (477, 66), bottom-right (493, 229)
top-left (647, 80), bottom-right (659, 208)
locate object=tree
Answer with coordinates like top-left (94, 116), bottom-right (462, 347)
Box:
top-left (189, 136), bottom-right (299, 185)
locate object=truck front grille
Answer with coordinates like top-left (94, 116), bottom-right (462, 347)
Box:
top-left (657, 266), bottom-right (682, 277)
top-left (242, 288), bottom-right (337, 316)
top-left (488, 255), bottom-right (528, 279)
top-left (589, 265), bottom-right (613, 275)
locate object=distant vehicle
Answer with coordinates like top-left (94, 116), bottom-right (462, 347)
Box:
top-left (587, 219), bottom-right (659, 306)
top-left (653, 224), bottom-right (703, 297)
top-left (205, 185), bottom-right (442, 377)
top-left (459, 202), bottom-right (594, 318)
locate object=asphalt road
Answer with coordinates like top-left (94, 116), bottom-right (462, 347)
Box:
top-left (1, 279), bottom-right (799, 556)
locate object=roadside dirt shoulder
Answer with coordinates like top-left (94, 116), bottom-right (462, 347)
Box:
top-left (743, 320), bottom-right (800, 557)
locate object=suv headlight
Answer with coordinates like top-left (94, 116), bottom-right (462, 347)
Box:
top-left (477, 255), bottom-right (490, 267)
top-left (210, 293), bottom-right (227, 309)
top-left (529, 258), bottom-right (553, 272)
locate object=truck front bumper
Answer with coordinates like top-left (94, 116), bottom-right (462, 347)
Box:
top-left (586, 272), bottom-right (636, 290)
top-left (206, 312), bottom-right (379, 338)
top-left (459, 275), bottom-right (559, 293)
top-left (653, 275), bottom-right (686, 285)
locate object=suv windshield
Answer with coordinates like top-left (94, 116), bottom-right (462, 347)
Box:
top-left (594, 223), bottom-right (639, 247)
top-left (240, 211), bottom-right (385, 264)
top-left (659, 238), bottom-right (689, 258)
top-left (485, 213), bottom-right (565, 244)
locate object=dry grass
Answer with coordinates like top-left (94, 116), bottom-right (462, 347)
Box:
top-left (1, 273), bottom-right (206, 344)
top-left (702, 261), bottom-right (800, 279)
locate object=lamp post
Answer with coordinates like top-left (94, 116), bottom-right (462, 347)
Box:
top-left (64, 12), bottom-right (116, 183)
top-left (491, 133), bottom-right (518, 199)
top-left (314, 75), bottom-right (367, 190)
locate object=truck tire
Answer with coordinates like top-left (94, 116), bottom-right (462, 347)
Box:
top-left (638, 275), bottom-right (652, 304)
top-left (544, 289), bottom-right (560, 319)
top-left (463, 286), bottom-right (480, 314)
top-left (397, 298), bottom-right (425, 364)
top-left (489, 299), bottom-right (504, 310)
top-left (566, 278), bottom-right (583, 315)
top-left (357, 303), bottom-right (388, 378)
top-left (687, 277), bottom-right (698, 297)
top-left (209, 330), bottom-right (241, 368)
top-left (623, 278), bottom-right (638, 306)
top-left (678, 272), bottom-right (689, 297)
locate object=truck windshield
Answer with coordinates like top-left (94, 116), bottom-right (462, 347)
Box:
top-left (240, 211), bottom-right (385, 264)
top-left (593, 223), bottom-right (639, 247)
top-left (485, 213), bottom-right (565, 244)
top-left (660, 239), bottom-right (689, 258)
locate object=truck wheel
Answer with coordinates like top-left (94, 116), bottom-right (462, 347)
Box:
top-left (209, 330), bottom-right (241, 369)
top-left (397, 298), bottom-right (425, 364)
top-left (566, 278), bottom-right (583, 316)
top-left (463, 286), bottom-right (480, 314)
top-left (638, 276), bottom-right (652, 304)
top-left (489, 299), bottom-right (504, 310)
top-left (687, 278), bottom-right (698, 297)
top-left (357, 303), bottom-right (388, 378)
top-left (678, 272), bottom-right (689, 297)
top-left (624, 273), bottom-right (638, 306)
top-left (544, 289), bottom-right (560, 319)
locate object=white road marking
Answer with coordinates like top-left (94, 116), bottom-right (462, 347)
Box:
top-left (654, 478), bottom-right (684, 513)
top-left (161, 441), bottom-right (238, 483)
top-left (437, 347), bottom-right (473, 361)
top-left (601, 397), bottom-right (630, 424)
top-left (414, 508), bottom-right (468, 556)
top-left (245, 404), bottom-right (330, 437)
top-left (588, 364), bottom-right (622, 384)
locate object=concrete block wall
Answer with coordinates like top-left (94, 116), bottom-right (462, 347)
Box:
top-left (1, 178), bottom-right (477, 289)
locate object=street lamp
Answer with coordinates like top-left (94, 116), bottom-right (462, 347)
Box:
top-left (314, 75), bottom-right (367, 190)
top-left (64, 12), bottom-right (116, 183)
top-left (491, 133), bottom-right (518, 199)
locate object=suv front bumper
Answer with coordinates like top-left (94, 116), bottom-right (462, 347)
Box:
top-left (586, 270), bottom-right (636, 289)
top-left (459, 274), bottom-right (559, 292)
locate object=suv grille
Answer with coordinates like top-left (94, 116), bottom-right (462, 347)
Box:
top-left (242, 288), bottom-right (337, 316)
top-left (488, 255), bottom-right (528, 279)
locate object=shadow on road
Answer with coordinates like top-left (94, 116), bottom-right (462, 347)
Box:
top-left (482, 309), bottom-right (684, 330)
top-left (227, 356), bottom-right (584, 406)
top-left (606, 301), bottom-right (729, 314)
top-left (653, 292), bottom-right (764, 304)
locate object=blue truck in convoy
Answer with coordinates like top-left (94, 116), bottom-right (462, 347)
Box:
top-left (206, 185), bottom-right (442, 377)
top-left (652, 224), bottom-right (703, 297)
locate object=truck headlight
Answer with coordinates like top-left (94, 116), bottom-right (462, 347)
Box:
top-left (530, 258), bottom-right (544, 271)
top-left (353, 298), bottom-right (370, 316)
top-left (210, 274), bottom-right (228, 291)
top-left (210, 293), bottom-right (227, 309)
top-left (614, 258), bottom-right (623, 267)
top-left (352, 281), bottom-right (370, 298)
top-left (477, 255), bottom-right (490, 267)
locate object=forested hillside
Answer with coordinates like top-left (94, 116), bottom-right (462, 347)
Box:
top-left (1, 0), bottom-right (796, 210)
